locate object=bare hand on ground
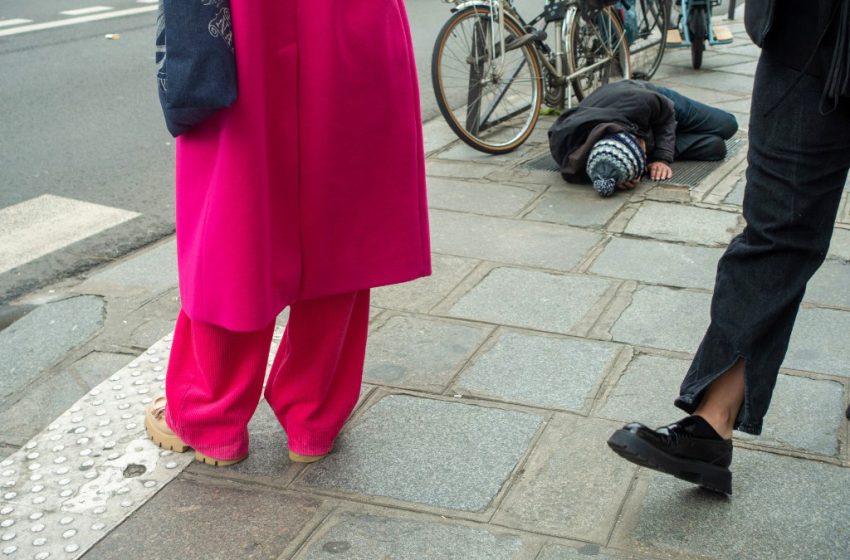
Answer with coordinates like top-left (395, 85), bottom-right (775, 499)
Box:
top-left (647, 161), bottom-right (673, 181)
top-left (619, 179), bottom-right (640, 190)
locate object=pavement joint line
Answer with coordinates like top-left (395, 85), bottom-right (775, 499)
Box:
top-left (587, 345), bottom-right (636, 418)
top-left (729, 439), bottom-right (848, 467)
top-left (481, 414), bottom-right (555, 526)
top-left (0, 5), bottom-right (157, 37)
top-left (283, 502), bottom-right (339, 560)
top-left (441, 324), bottom-right (503, 398)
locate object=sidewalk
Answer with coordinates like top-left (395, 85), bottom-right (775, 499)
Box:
top-left (2, 18), bottom-right (849, 560)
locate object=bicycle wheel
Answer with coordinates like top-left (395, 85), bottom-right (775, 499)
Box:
top-left (566, 6), bottom-right (632, 101)
top-left (629, 0), bottom-right (669, 80)
top-left (432, 5), bottom-right (543, 154)
top-left (689, 6), bottom-right (706, 69)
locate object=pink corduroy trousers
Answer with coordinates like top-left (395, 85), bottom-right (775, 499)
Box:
top-left (165, 290), bottom-right (370, 460)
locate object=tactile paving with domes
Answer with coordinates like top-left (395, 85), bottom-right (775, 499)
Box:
top-left (0, 334), bottom-right (192, 559)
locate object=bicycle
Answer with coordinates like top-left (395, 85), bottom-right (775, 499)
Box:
top-left (622, 0), bottom-right (669, 80)
top-left (667, 0), bottom-right (733, 69)
top-left (431, 0), bottom-right (631, 154)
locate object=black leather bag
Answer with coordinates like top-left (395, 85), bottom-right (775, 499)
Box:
top-left (155, 0), bottom-right (238, 137)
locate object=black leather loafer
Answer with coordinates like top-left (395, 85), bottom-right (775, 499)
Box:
top-left (607, 416), bottom-right (733, 495)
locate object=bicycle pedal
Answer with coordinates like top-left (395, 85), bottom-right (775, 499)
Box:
top-left (712, 25), bottom-right (733, 41)
top-left (666, 29), bottom-right (684, 44)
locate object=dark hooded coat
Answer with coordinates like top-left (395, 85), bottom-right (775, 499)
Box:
top-left (548, 80), bottom-right (676, 183)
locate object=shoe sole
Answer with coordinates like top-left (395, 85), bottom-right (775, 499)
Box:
top-left (607, 429), bottom-right (732, 495)
top-left (288, 451), bottom-right (328, 463)
top-left (144, 414), bottom-right (247, 467)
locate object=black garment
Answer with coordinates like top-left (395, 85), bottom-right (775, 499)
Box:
top-left (676, 55), bottom-right (850, 435)
top-left (762, 0), bottom-right (836, 77)
top-left (548, 80), bottom-right (677, 183)
top-left (649, 85), bottom-right (738, 161)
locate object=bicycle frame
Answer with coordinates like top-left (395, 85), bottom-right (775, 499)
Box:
top-left (443, 0), bottom-right (624, 110)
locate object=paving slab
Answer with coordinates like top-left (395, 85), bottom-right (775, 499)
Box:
top-left (804, 259), bottom-right (850, 309)
top-left (296, 394), bottom-right (544, 513)
top-left (296, 511), bottom-right (539, 560)
top-left (716, 43), bottom-right (763, 58)
top-left (448, 268), bottom-right (614, 335)
top-left (67, 352), bottom-right (136, 391)
top-left (493, 415), bottom-right (637, 543)
top-left (717, 60), bottom-right (758, 76)
top-left (423, 118), bottom-right (460, 155)
top-left (598, 354), bottom-right (690, 429)
top-left (186, 402), bottom-right (301, 486)
top-left (427, 177), bottom-right (538, 217)
top-left (610, 286), bottom-right (711, 353)
top-left (590, 238), bottom-right (723, 289)
top-left (623, 449), bottom-right (850, 560)
top-left (455, 331), bottom-right (620, 412)
top-left (828, 227), bottom-right (850, 261)
top-left (785, 307), bottom-right (850, 377)
top-left (649, 83), bottom-right (747, 104)
top-left (665, 70), bottom-right (755, 95)
top-left (430, 210), bottom-right (602, 271)
top-left (661, 52), bottom-right (754, 71)
top-left (425, 160), bottom-right (505, 181)
top-left (599, 354), bottom-right (846, 456)
top-left (524, 186), bottom-right (627, 228)
top-left (364, 315), bottom-right (491, 392)
top-left (127, 315), bottom-right (179, 349)
top-left (437, 141), bottom-right (542, 164)
top-left (371, 254), bottom-right (479, 313)
top-left (0, 372), bottom-right (88, 446)
top-left (0, 296), bottom-right (104, 400)
top-left (537, 542), bottom-right (654, 560)
top-left (624, 202), bottom-right (739, 247)
top-left (724, 175), bottom-right (746, 206)
top-left (81, 476), bottom-right (323, 560)
top-left (737, 374), bottom-right (846, 456)
top-left (76, 240), bottom-right (177, 295)
top-left (0, 445), bottom-right (16, 462)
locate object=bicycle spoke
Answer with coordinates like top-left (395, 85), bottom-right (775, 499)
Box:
top-left (433, 5), bottom-right (541, 152)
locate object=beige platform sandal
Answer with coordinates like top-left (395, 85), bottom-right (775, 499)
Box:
top-left (288, 450), bottom-right (329, 463)
top-left (144, 396), bottom-right (247, 467)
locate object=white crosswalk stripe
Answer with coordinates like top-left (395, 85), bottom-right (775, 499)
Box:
top-left (60, 6), bottom-right (114, 16)
top-left (0, 195), bottom-right (140, 275)
top-left (0, 18), bottom-right (33, 28)
top-left (0, 6), bottom-right (157, 37)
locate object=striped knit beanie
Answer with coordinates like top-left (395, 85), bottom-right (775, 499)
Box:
top-left (586, 132), bottom-right (647, 197)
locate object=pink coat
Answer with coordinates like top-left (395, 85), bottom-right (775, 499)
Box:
top-left (175, 0), bottom-right (431, 331)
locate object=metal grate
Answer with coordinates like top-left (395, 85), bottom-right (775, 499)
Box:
top-left (521, 135), bottom-right (746, 188)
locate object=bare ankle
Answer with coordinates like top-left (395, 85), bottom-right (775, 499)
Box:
top-left (694, 411), bottom-right (734, 440)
